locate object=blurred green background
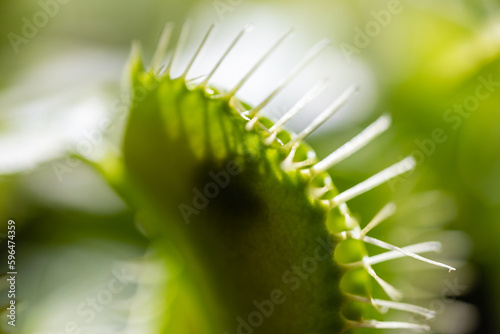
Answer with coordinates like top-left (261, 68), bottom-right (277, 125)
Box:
top-left (0, 0), bottom-right (499, 333)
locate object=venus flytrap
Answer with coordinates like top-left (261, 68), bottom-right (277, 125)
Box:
top-left (88, 23), bottom-right (456, 333)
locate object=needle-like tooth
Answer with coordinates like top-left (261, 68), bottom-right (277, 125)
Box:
top-left (348, 320), bottom-right (430, 331)
top-left (280, 142), bottom-right (299, 171)
top-left (326, 156), bottom-right (416, 208)
top-left (347, 293), bottom-right (436, 319)
top-left (358, 202), bottom-right (396, 238)
top-left (346, 242), bottom-right (442, 268)
top-left (165, 20), bottom-right (191, 77)
top-left (286, 84), bottom-right (358, 148)
top-left (362, 236), bottom-right (456, 272)
top-left (200, 24), bottom-right (253, 88)
top-left (363, 258), bottom-right (403, 301)
top-left (227, 28), bottom-right (294, 98)
top-left (150, 22), bottom-right (175, 71)
top-left (246, 39), bottom-right (331, 127)
top-left (245, 116), bottom-right (259, 131)
top-left (311, 114), bottom-right (392, 174)
top-left (270, 77), bottom-right (329, 133)
top-left (181, 24), bottom-right (217, 79)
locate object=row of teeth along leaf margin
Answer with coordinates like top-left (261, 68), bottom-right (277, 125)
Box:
top-left (120, 21), bottom-right (456, 333)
